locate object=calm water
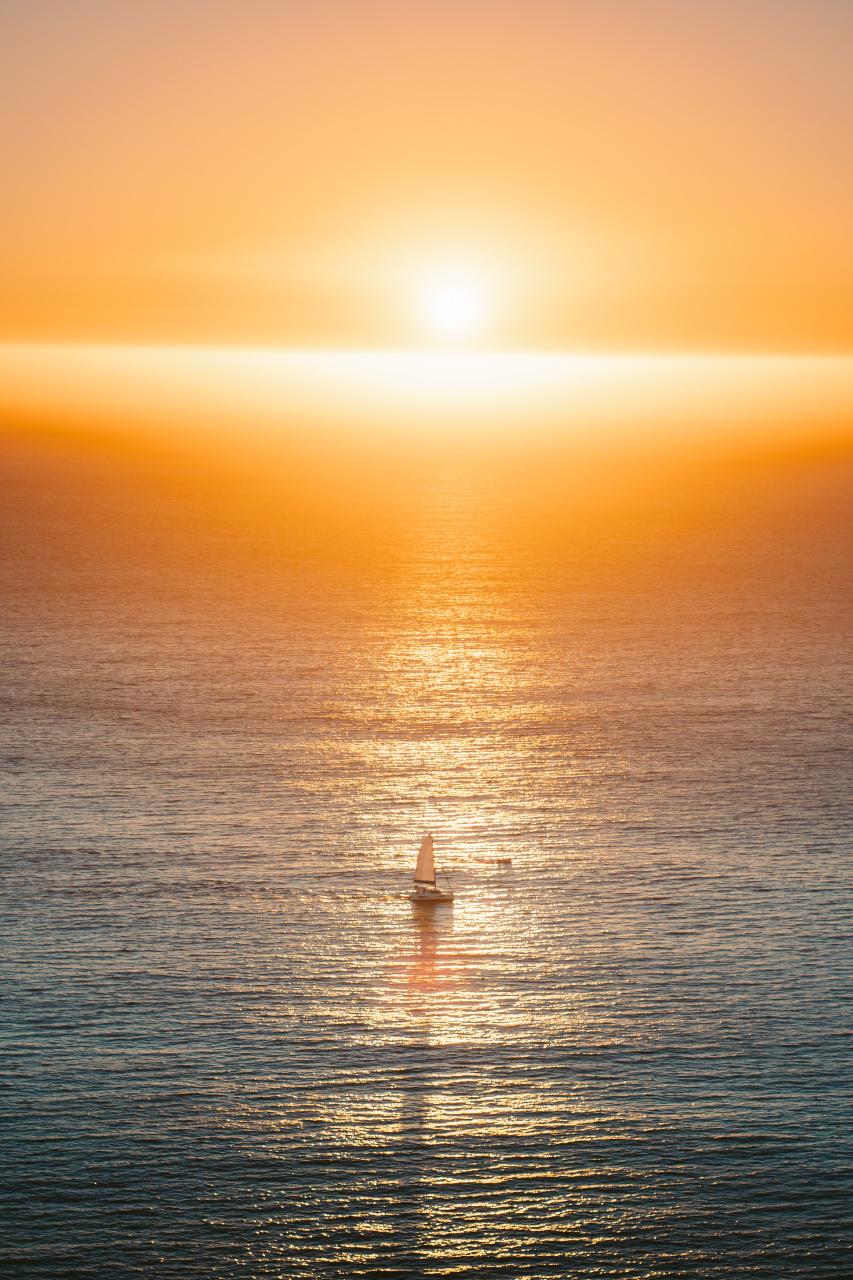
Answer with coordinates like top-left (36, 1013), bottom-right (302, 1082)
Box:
top-left (1, 438), bottom-right (852, 1278)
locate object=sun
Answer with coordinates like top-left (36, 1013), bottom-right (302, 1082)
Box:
top-left (418, 270), bottom-right (488, 343)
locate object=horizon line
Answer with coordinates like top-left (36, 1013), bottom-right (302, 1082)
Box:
top-left (1, 341), bottom-right (853, 361)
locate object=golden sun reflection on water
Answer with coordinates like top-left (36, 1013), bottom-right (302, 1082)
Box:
top-left (6, 411), bottom-right (849, 1274)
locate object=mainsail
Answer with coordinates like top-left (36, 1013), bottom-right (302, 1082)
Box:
top-left (413, 834), bottom-right (435, 888)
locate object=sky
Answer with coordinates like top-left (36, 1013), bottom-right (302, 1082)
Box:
top-left (2, 0), bottom-right (852, 350)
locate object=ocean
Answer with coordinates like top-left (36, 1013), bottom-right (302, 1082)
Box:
top-left (1, 429), bottom-right (851, 1278)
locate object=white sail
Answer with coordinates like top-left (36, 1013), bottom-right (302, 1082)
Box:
top-left (413, 834), bottom-right (435, 887)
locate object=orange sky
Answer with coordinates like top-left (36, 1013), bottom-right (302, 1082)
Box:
top-left (2, 5), bottom-right (852, 621)
top-left (2, 0), bottom-right (852, 350)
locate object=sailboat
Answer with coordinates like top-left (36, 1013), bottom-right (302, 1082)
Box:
top-left (409, 833), bottom-right (454, 903)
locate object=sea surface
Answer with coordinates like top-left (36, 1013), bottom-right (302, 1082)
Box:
top-left (1, 433), bottom-right (852, 1278)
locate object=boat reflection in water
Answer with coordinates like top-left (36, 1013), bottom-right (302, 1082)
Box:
top-left (395, 891), bottom-right (458, 1275)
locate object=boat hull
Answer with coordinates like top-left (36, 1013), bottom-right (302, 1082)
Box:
top-left (410, 889), bottom-right (454, 904)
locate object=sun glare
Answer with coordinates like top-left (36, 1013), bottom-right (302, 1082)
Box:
top-left (419, 271), bottom-right (488, 343)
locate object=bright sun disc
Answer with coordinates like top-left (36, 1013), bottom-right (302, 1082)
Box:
top-left (419, 272), bottom-right (487, 342)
